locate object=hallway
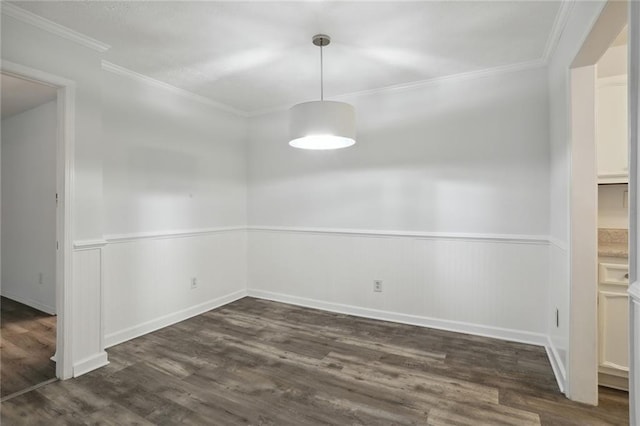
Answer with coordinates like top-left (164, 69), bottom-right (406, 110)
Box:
top-left (1, 297), bottom-right (56, 399)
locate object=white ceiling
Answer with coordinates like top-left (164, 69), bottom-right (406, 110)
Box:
top-left (12, 1), bottom-right (562, 114)
top-left (1, 74), bottom-right (57, 120)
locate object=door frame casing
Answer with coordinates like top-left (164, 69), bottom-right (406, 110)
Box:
top-left (568, 63), bottom-right (599, 404)
top-left (627, 0), bottom-right (639, 422)
top-left (567, 0), bottom-right (628, 406)
top-left (1, 60), bottom-right (75, 379)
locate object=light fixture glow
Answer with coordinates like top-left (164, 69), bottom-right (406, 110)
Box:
top-left (289, 34), bottom-right (356, 150)
top-left (289, 100), bottom-right (355, 150)
top-left (289, 135), bottom-right (355, 150)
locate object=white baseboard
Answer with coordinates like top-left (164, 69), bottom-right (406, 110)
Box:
top-left (247, 289), bottom-right (548, 347)
top-left (73, 351), bottom-right (109, 377)
top-left (545, 337), bottom-right (567, 393)
top-left (104, 289), bottom-right (247, 348)
top-left (1, 290), bottom-right (56, 315)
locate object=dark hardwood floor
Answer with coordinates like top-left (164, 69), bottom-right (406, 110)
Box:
top-left (0, 297), bottom-right (629, 425)
top-left (1, 296), bottom-right (57, 399)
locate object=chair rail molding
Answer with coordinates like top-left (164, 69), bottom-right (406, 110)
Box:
top-left (247, 226), bottom-right (550, 245)
top-left (103, 226), bottom-right (246, 244)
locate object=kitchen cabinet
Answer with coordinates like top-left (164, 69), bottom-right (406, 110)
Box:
top-left (598, 257), bottom-right (629, 390)
top-left (597, 76), bottom-right (628, 184)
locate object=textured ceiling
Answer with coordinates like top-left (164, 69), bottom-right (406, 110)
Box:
top-left (1, 74), bottom-right (57, 119)
top-left (12, 1), bottom-right (562, 114)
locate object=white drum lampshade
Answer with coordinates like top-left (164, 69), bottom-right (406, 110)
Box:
top-left (289, 34), bottom-right (356, 150)
top-left (289, 100), bottom-right (356, 150)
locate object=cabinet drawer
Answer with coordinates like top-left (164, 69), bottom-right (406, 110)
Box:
top-left (599, 263), bottom-right (629, 286)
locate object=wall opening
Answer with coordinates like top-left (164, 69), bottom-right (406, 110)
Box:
top-left (568, 0), bottom-right (629, 406)
top-left (1, 60), bottom-right (77, 388)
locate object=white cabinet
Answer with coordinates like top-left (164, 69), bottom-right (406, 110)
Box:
top-left (599, 291), bottom-right (629, 369)
top-left (598, 259), bottom-right (629, 390)
top-left (597, 76), bottom-right (628, 184)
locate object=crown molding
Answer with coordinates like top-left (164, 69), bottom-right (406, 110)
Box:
top-left (335, 58), bottom-right (546, 100)
top-left (542, 0), bottom-right (576, 63)
top-left (1, 3), bottom-right (111, 53)
top-left (246, 58), bottom-right (547, 117)
top-left (247, 2), bottom-right (573, 118)
top-left (3, 2), bottom-right (566, 118)
top-left (101, 60), bottom-right (247, 117)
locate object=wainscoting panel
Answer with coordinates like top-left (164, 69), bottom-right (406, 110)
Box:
top-left (248, 228), bottom-right (549, 343)
top-left (72, 247), bottom-right (108, 376)
top-left (547, 240), bottom-right (569, 390)
top-left (103, 229), bottom-right (247, 347)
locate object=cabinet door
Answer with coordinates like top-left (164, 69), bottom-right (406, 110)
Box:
top-left (599, 262), bottom-right (630, 285)
top-left (598, 291), bottom-right (629, 373)
top-left (597, 78), bottom-right (628, 183)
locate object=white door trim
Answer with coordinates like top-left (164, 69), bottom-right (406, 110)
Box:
top-left (1, 60), bottom-right (75, 380)
top-left (568, 64), bottom-right (599, 404)
top-left (627, 1), bottom-right (640, 423)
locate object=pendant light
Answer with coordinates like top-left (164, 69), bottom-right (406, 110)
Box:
top-left (289, 34), bottom-right (356, 150)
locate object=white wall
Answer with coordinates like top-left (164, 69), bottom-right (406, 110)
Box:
top-left (248, 67), bottom-right (551, 342)
top-left (102, 71), bottom-right (247, 236)
top-left (1, 16), bottom-right (104, 242)
top-left (101, 69), bottom-right (248, 345)
top-left (547, 0), bottom-right (608, 396)
top-left (249, 68), bottom-right (549, 235)
top-left (599, 184), bottom-right (628, 229)
top-left (2, 11), bottom-right (107, 375)
top-left (1, 101), bottom-right (57, 314)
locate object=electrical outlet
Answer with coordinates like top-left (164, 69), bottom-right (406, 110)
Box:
top-left (191, 278), bottom-right (198, 290)
top-left (373, 280), bottom-right (383, 292)
top-left (38, 273), bottom-right (43, 285)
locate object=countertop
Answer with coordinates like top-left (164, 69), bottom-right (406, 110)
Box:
top-left (598, 228), bottom-right (628, 259)
top-left (598, 242), bottom-right (628, 258)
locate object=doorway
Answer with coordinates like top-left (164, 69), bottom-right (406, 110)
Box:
top-left (568, 0), bottom-right (629, 407)
top-left (0, 73), bottom-right (59, 399)
top-left (0, 61), bottom-right (75, 397)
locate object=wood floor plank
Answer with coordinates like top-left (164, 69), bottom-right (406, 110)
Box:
top-left (1, 297), bottom-right (57, 398)
top-left (428, 401), bottom-right (541, 426)
top-left (500, 388), bottom-right (629, 426)
top-left (0, 297), bottom-right (629, 425)
top-left (84, 402), bottom-right (155, 426)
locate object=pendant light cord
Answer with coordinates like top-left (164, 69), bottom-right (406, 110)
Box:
top-left (320, 44), bottom-right (324, 101)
